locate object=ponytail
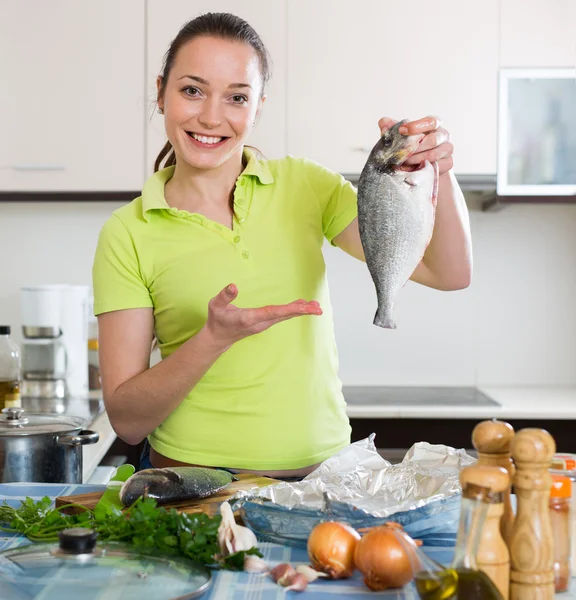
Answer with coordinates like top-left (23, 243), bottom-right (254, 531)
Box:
top-left (154, 140), bottom-right (177, 173)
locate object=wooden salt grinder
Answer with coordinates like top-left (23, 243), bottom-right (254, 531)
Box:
top-left (472, 419), bottom-right (516, 545)
top-left (460, 464), bottom-right (511, 600)
top-left (509, 428), bottom-right (556, 600)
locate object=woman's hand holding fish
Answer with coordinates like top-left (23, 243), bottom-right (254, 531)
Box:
top-left (378, 116), bottom-right (454, 175)
top-left (202, 283), bottom-right (323, 350)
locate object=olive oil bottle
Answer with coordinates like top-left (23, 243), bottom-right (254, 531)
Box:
top-left (0, 326), bottom-right (21, 409)
top-left (414, 482), bottom-right (504, 600)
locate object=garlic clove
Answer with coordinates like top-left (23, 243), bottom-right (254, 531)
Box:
top-left (270, 563), bottom-right (296, 586)
top-left (243, 555), bottom-right (269, 573)
top-left (284, 572), bottom-right (309, 592)
top-left (217, 501), bottom-right (259, 555)
top-left (295, 564), bottom-right (329, 582)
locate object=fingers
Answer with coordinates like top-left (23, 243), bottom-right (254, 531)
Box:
top-left (411, 128), bottom-right (450, 154)
top-left (436, 155), bottom-right (454, 175)
top-left (378, 117), bottom-right (398, 134)
top-left (209, 283), bottom-right (238, 310)
top-left (403, 141), bottom-right (454, 167)
top-left (398, 115), bottom-right (441, 135)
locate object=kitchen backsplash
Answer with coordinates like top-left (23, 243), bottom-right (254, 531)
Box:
top-left (1, 198), bottom-right (575, 387)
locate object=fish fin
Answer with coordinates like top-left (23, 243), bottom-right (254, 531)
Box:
top-left (374, 308), bottom-right (397, 329)
top-left (162, 468), bottom-right (184, 484)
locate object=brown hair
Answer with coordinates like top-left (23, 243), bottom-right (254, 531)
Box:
top-left (154, 12), bottom-right (271, 173)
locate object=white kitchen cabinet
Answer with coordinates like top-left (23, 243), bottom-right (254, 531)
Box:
top-left (0, 1), bottom-right (145, 192)
top-left (286, 0), bottom-right (500, 175)
top-left (500, 0), bottom-right (576, 67)
top-left (146, 1), bottom-right (287, 177)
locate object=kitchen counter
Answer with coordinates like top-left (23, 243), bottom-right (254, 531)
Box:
top-left (21, 392), bottom-right (117, 483)
top-left (344, 385), bottom-right (576, 419)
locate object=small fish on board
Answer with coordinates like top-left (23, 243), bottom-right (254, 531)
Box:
top-left (119, 466), bottom-right (235, 507)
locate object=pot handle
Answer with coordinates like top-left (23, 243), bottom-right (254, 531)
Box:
top-left (57, 429), bottom-right (100, 447)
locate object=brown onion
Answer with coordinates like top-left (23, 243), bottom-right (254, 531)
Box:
top-left (354, 524), bottom-right (417, 591)
top-left (307, 521), bottom-right (360, 579)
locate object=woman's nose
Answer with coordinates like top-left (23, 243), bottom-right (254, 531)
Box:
top-left (198, 98), bottom-right (222, 129)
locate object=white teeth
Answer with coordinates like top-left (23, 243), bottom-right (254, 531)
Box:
top-left (191, 133), bottom-right (223, 145)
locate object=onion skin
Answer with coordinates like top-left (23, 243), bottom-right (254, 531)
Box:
top-left (307, 521), bottom-right (361, 579)
top-left (354, 525), bottom-right (416, 591)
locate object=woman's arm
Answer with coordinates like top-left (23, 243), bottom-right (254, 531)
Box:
top-left (99, 284), bottom-right (322, 445)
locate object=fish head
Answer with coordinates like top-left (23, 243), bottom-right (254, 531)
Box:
top-left (369, 120), bottom-right (425, 172)
top-left (119, 468), bottom-right (179, 505)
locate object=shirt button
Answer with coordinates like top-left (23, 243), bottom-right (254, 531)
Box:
top-left (234, 235), bottom-right (241, 243)
top-left (242, 250), bottom-right (249, 259)
top-left (238, 217), bottom-right (245, 224)
top-left (238, 179), bottom-right (245, 186)
top-left (237, 197), bottom-right (245, 205)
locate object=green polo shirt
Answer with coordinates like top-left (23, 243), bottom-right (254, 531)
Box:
top-left (92, 149), bottom-right (358, 470)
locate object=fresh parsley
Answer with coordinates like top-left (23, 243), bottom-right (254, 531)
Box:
top-left (0, 496), bottom-right (261, 570)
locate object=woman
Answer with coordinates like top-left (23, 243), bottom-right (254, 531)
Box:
top-left (92, 13), bottom-right (471, 480)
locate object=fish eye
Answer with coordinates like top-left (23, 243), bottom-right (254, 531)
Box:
top-left (383, 136), bottom-right (393, 147)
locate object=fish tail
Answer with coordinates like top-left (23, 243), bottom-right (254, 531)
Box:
top-left (374, 307), bottom-right (397, 329)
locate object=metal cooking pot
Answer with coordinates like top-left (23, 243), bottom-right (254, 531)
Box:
top-left (0, 407), bottom-right (99, 483)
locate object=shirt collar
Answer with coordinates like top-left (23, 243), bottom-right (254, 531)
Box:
top-left (141, 147), bottom-right (274, 221)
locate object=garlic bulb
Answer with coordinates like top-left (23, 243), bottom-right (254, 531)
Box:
top-left (217, 501), bottom-right (258, 555)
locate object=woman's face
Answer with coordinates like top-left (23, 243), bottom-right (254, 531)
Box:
top-left (158, 36), bottom-right (265, 171)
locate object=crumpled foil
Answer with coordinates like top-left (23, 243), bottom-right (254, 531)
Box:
top-left (230, 434), bottom-right (476, 547)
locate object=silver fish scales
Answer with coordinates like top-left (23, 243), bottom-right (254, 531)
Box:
top-left (357, 120), bottom-right (438, 329)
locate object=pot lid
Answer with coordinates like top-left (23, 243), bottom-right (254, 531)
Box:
top-left (0, 407), bottom-right (85, 436)
top-left (0, 529), bottom-right (212, 600)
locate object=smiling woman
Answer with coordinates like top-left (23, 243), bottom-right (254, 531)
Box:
top-left (91, 12), bottom-right (472, 480)
top-left (153, 13), bottom-right (270, 176)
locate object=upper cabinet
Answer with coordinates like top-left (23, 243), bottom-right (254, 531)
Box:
top-left (286, 0), bottom-right (500, 175)
top-left (500, 0), bottom-right (576, 67)
top-left (0, 1), bottom-right (145, 192)
top-left (146, 1), bottom-right (287, 178)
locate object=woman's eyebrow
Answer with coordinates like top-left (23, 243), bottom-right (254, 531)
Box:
top-left (178, 74), bottom-right (252, 89)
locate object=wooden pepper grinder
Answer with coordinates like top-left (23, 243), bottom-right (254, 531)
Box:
top-left (460, 464), bottom-right (511, 599)
top-left (509, 428), bottom-right (556, 600)
top-left (472, 418), bottom-right (516, 545)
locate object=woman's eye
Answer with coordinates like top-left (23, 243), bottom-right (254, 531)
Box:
top-left (231, 94), bottom-right (248, 104)
top-left (182, 86), bottom-right (201, 97)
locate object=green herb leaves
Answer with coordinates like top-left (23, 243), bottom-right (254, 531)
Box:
top-left (0, 496), bottom-right (261, 570)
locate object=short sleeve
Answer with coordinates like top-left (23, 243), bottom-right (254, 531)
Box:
top-left (92, 214), bottom-right (153, 316)
top-left (303, 158), bottom-right (358, 245)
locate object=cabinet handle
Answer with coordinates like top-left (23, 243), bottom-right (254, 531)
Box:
top-left (0, 164), bottom-right (66, 171)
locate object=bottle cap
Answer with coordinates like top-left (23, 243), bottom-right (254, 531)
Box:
top-left (550, 474), bottom-right (572, 498)
top-left (0, 326), bottom-right (10, 335)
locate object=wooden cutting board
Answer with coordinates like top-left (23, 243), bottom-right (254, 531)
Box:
top-left (56, 473), bottom-right (278, 516)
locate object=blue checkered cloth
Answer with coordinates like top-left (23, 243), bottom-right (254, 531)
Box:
top-left (0, 484), bottom-right (571, 599)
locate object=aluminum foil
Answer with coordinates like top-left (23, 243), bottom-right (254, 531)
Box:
top-left (231, 434), bottom-right (476, 519)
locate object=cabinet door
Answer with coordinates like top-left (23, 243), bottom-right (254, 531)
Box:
top-left (501, 0), bottom-right (576, 67)
top-left (146, 1), bottom-right (287, 176)
top-left (287, 0), bottom-right (500, 175)
top-left (0, 1), bottom-right (145, 192)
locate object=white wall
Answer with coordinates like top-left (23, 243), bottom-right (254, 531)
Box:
top-left (1, 199), bottom-right (575, 386)
top-left (327, 201), bottom-right (576, 387)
